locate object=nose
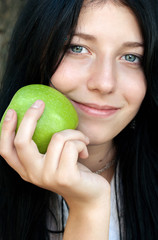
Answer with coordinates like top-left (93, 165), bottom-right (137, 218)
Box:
top-left (87, 58), bottom-right (116, 94)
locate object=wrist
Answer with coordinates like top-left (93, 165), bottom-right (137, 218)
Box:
top-left (68, 185), bottom-right (111, 211)
top-left (64, 199), bottom-right (110, 240)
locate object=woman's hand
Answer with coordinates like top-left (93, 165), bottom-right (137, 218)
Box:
top-left (0, 100), bottom-right (111, 239)
top-left (0, 100), bottom-right (110, 200)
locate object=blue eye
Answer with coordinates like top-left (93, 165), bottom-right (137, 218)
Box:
top-left (123, 54), bottom-right (141, 63)
top-left (69, 45), bottom-right (89, 54)
top-left (71, 46), bottom-right (83, 53)
top-left (126, 54), bottom-right (137, 62)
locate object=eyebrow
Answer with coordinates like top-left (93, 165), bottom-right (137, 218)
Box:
top-left (73, 32), bottom-right (96, 41)
top-left (73, 32), bottom-right (144, 48)
top-left (122, 42), bottom-right (144, 48)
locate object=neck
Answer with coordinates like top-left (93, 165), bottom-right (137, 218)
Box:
top-left (78, 141), bottom-right (116, 182)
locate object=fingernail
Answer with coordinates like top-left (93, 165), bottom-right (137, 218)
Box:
top-left (4, 109), bottom-right (14, 121)
top-left (31, 100), bottom-right (43, 109)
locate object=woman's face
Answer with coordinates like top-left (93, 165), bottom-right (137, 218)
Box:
top-left (50, 1), bottom-right (146, 145)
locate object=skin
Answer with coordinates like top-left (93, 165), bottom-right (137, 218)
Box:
top-left (50, 1), bottom-right (146, 179)
top-left (0, 1), bottom-right (147, 239)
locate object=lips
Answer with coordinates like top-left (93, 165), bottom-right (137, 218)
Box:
top-left (72, 100), bottom-right (120, 117)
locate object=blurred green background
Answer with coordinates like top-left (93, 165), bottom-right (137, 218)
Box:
top-left (0, 0), bottom-right (27, 85)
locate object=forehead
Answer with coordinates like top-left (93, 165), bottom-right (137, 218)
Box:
top-left (75, 1), bottom-right (143, 43)
top-left (83, 0), bottom-right (126, 8)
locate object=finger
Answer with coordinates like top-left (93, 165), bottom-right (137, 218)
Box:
top-left (15, 100), bottom-right (45, 144)
top-left (12, 101), bottom-right (45, 178)
top-left (14, 100), bottom-right (44, 164)
top-left (44, 130), bottom-right (89, 172)
top-left (0, 109), bottom-right (26, 175)
top-left (58, 140), bottom-right (89, 172)
top-left (42, 139), bottom-right (88, 191)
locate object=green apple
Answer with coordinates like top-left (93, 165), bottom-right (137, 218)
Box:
top-left (0, 84), bottom-right (78, 153)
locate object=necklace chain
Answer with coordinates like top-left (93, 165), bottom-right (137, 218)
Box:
top-left (94, 159), bottom-right (116, 175)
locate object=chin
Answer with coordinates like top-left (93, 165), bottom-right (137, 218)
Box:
top-left (77, 122), bottom-right (118, 145)
top-left (81, 129), bottom-right (112, 145)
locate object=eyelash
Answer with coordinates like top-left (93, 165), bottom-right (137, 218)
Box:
top-left (68, 45), bottom-right (90, 55)
top-left (121, 54), bottom-right (143, 64)
top-left (68, 44), bottom-right (143, 64)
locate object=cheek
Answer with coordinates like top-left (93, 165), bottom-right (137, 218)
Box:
top-left (120, 69), bottom-right (147, 106)
top-left (50, 57), bottom-right (90, 92)
top-left (50, 63), bottom-right (78, 92)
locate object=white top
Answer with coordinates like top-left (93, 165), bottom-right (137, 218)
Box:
top-left (48, 176), bottom-right (120, 240)
top-left (109, 176), bottom-right (120, 240)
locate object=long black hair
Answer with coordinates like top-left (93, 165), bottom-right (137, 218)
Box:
top-left (0, 0), bottom-right (84, 239)
top-left (114, 0), bottom-right (158, 239)
top-left (0, 0), bottom-right (158, 239)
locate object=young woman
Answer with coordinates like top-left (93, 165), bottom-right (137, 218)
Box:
top-left (0, 0), bottom-right (158, 239)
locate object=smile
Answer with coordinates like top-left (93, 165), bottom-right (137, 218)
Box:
top-left (72, 101), bottom-right (120, 118)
